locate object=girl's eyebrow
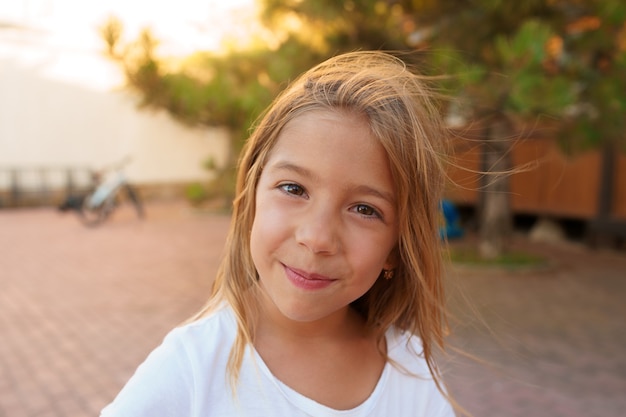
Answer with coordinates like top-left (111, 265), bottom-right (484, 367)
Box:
top-left (351, 184), bottom-right (396, 206)
top-left (269, 161), bottom-right (395, 206)
top-left (270, 161), bottom-right (316, 179)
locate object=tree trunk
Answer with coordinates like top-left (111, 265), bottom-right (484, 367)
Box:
top-left (479, 114), bottom-right (514, 259)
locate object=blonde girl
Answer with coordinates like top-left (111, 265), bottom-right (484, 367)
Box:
top-left (102, 51), bottom-right (455, 417)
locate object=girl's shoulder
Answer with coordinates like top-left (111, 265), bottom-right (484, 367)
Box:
top-left (386, 327), bottom-right (424, 353)
top-left (380, 329), bottom-right (454, 416)
top-left (100, 305), bottom-right (239, 417)
top-left (164, 304), bottom-right (238, 357)
top-left (176, 304), bottom-right (236, 333)
top-left (385, 327), bottom-right (431, 376)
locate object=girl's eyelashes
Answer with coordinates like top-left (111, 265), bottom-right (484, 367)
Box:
top-left (278, 182), bottom-right (306, 197)
top-left (276, 182), bottom-right (385, 220)
top-left (352, 204), bottom-right (383, 220)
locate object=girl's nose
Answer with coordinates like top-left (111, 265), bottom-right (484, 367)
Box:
top-left (295, 204), bottom-right (339, 255)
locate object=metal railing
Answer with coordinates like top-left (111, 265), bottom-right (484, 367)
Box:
top-left (0, 167), bottom-right (93, 208)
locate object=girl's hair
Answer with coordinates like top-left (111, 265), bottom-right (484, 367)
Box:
top-left (194, 50), bottom-right (449, 390)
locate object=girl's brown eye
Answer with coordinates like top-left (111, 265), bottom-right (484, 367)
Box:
top-left (280, 183), bottom-right (305, 196)
top-left (355, 204), bottom-right (380, 218)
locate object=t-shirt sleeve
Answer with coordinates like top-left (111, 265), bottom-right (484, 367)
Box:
top-left (100, 328), bottom-right (194, 417)
top-left (433, 391), bottom-right (457, 417)
top-left (388, 331), bottom-right (458, 417)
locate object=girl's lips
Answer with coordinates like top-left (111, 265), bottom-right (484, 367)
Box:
top-left (283, 265), bottom-right (336, 290)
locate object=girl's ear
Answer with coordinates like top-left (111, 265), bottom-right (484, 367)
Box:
top-left (383, 247), bottom-right (400, 270)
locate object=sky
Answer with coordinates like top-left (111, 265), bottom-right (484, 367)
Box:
top-left (0, 0), bottom-right (260, 51)
top-left (0, 0), bottom-right (261, 90)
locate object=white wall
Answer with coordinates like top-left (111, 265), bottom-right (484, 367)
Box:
top-left (0, 2), bottom-right (235, 192)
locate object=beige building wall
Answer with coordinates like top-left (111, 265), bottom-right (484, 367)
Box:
top-left (0, 1), bottom-right (232, 194)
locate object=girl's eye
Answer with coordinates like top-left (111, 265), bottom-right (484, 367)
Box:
top-left (279, 183), bottom-right (305, 196)
top-left (354, 204), bottom-right (380, 218)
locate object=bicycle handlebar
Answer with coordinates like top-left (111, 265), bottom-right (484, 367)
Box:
top-left (92, 156), bottom-right (133, 175)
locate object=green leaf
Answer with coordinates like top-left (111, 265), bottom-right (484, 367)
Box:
top-left (495, 19), bottom-right (553, 68)
top-left (508, 71), bottom-right (575, 115)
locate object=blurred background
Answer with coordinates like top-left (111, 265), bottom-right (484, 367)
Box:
top-left (1, 1), bottom-right (625, 416)
top-left (2, 0), bottom-right (625, 250)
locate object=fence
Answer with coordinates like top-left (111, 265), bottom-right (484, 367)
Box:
top-left (445, 136), bottom-right (626, 243)
top-left (446, 138), bottom-right (626, 219)
top-left (0, 167), bottom-right (93, 208)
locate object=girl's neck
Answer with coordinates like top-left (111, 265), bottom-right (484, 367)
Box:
top-left (252, 291), bottom-right (386, 411)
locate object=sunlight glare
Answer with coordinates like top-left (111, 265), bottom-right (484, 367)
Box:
top-left (0, 0), bottom-right (262, 91)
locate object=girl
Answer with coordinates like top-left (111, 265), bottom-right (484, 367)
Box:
top-left (101, 51), bottom-right (456, 416)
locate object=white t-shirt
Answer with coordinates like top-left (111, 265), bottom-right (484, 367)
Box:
top-left (101, 306), bottom-right (455, 417)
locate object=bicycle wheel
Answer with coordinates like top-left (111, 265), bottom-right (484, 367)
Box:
top-left (80, 195), bottom-right (115, 227)
top-left (125, 184), bottom-right (145, 219)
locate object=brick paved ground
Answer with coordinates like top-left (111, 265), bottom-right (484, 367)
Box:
top-left (444, 237), bottom-right (626, 417)
top-left (1, 201), bottom-right (625, 417)
top-left (0, 202), bottom-right (229, 417)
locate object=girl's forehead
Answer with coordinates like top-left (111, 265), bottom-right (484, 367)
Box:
top-left (265, 109), bottom-right (393, 183)
top-left (279, 108), bottom-right (370, 140)
top-left (258, 108), bottom-right (390, 181)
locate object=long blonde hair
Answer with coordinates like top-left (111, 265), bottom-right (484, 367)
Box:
top-left (194, 50), bottom-right (449, 390)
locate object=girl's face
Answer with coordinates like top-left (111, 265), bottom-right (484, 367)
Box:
top-left (250, 109), bottom-right (399, 327)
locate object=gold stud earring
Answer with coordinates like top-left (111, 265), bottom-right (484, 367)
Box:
top-left (383, 269), bottom-right (394, 280)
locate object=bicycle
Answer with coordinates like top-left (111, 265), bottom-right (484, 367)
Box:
top-left (60, 158), bottom-right (145, 226)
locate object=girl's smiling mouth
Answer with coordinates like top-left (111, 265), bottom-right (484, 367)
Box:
top-left (282, 264), bottom-right (337, 290)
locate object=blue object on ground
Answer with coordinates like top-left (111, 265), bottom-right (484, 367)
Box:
top-left (440, 199), bottom-right (464, 240)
